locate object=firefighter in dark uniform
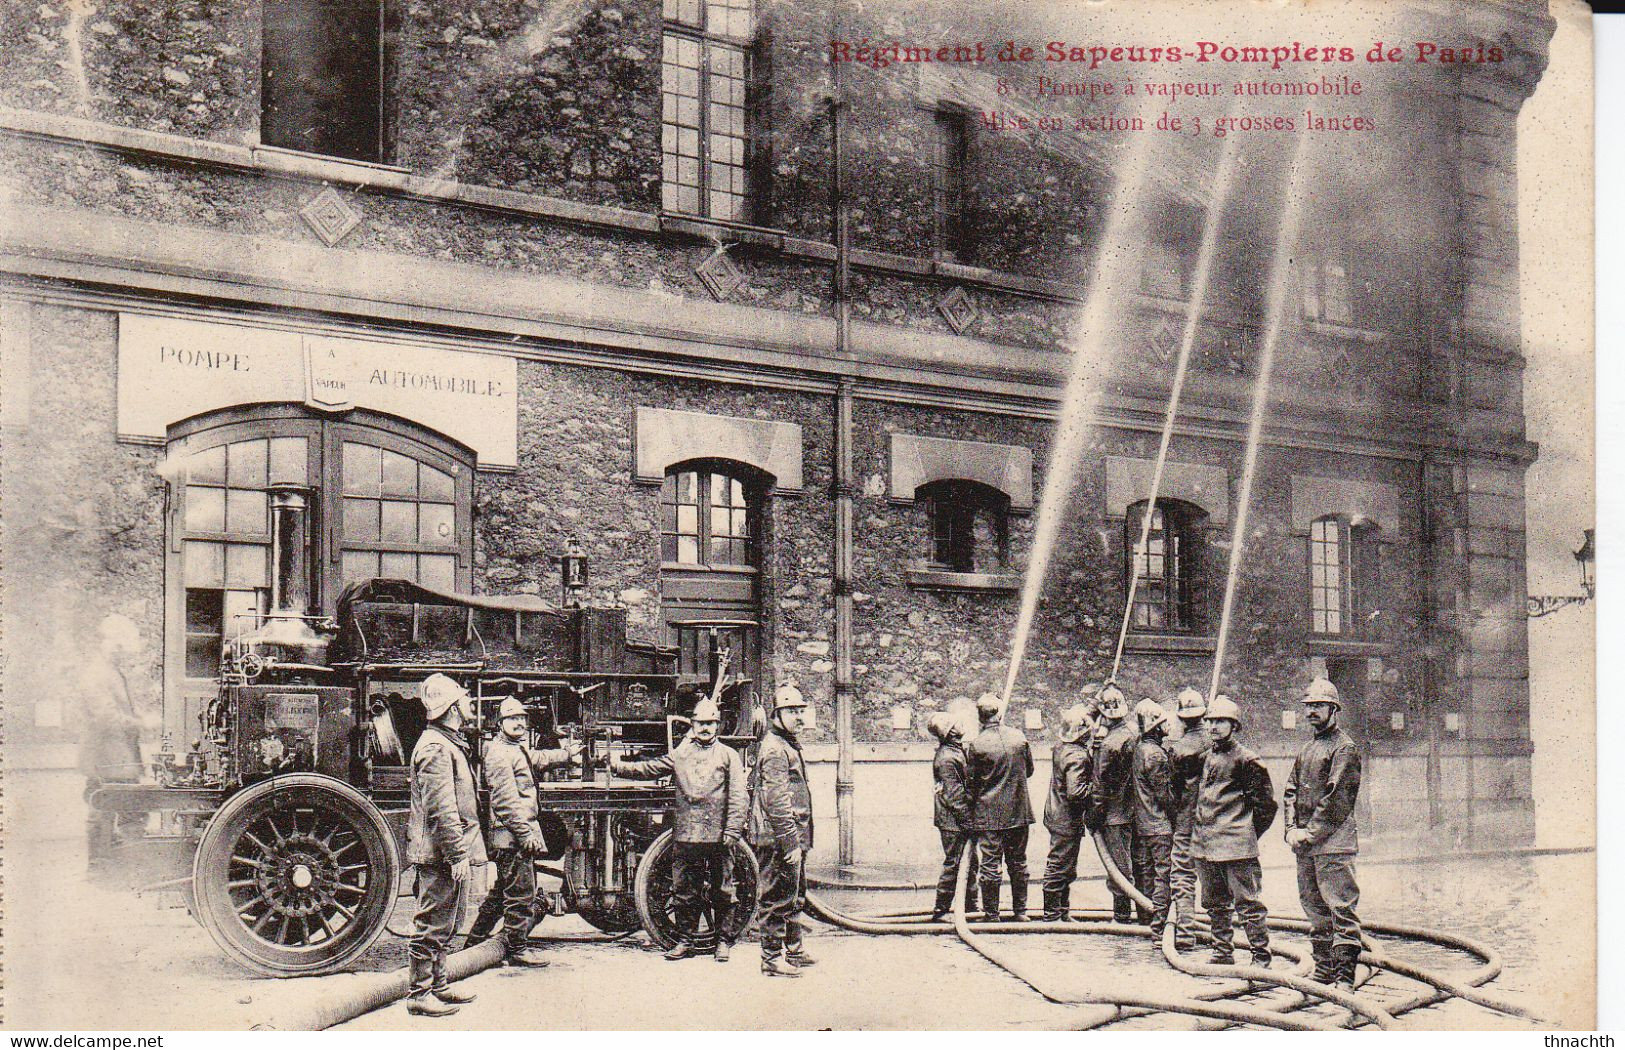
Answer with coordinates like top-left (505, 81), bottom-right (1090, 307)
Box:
top-left (612, 697), bottom-right (748, 962)
top-left (1040, 704), bottom-right (1095, 921)
top-left (1192, 695), bottom-right (1278, 967)
top-left (751, 685), bottom-right (815, 976)
top-left (1167, 686), bottom-right (1213, 951)
top-left (1130, 699), bottom-right (1176, 939)
top-left (968, 691), bottom-right (1036, 922)
top-left (405, 673), bottom-right (485, 1017)
top-left (1092, 683), bottom-right (1138, 923)
top-left (926, 711), bottom-right (979, 921)
top-left (1283, 677), bottom-right (1364, 991)
top-left (469, 697), bottom-right (580, 967)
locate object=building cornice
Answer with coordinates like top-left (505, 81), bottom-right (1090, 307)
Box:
top-left (0, 202), bottom-right (1537, 469)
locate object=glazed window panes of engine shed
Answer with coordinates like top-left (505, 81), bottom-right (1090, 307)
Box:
top-left (1127, 501), bottom-right (1199, 632)
top-left (340, 441), bottom-right (460, 592)
top-left (661, 470), bottom-right (753, 567)
top-left (182, 437), bottom-right (306, 676)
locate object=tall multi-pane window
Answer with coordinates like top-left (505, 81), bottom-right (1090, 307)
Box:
top-left (1310, 515), bottom-right (1381, 636)
top-left (1126, 499), bottom-right (1205, 632)
top-left (662, 0), bottom-right (754, 220)
top-left (262, 0), bottom-right (392, 163)
top-left (932, 108), bottom-right (970, 261)
top-left (661, 467), bottom-right (753, 567)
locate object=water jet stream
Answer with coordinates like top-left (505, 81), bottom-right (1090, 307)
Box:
top-left (1109, 130), bottom-right (1241, 681)
top-left (1000, 103), bottom-right (1158, 706)
top-left (1206, 134), bottom-right (1313, 701)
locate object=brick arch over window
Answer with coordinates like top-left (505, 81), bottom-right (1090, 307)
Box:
top-left (161, 404), bottom-right (474, 735)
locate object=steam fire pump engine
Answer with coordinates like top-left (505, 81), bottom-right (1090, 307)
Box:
top-left (89, 486), bottom-right (759, 976)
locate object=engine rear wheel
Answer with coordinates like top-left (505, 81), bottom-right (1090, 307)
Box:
top-left (633, 830), bottom-right (760, 949)
top-left (192, 774), bottom-right (398, 977)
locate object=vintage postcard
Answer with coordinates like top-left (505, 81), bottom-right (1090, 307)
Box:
top-left (0, 0), bottom-right (1596, 1032)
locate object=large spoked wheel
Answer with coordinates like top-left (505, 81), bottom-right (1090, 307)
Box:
top-left (633, 830), bottom-right (760, 950)
top-left (192, 774), bottom-right (399, 977)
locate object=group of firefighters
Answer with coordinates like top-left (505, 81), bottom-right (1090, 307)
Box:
top-left (399, 674), bottom-right (817, 1017)
top-left (928, 678), bottom-right (1364, 991)
top-left (397, 667), bottom-right (1363, 1017)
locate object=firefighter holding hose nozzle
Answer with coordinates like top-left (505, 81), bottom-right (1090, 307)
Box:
top-left (1039, 703), bottom-right (1096, 921)
top-left (1092, 683), bottom-right (1138, 924)
top-left (1283, 677), bottom-right (1364, 991)
top-left (1131, 699), bottom-right (1176, 941)
top-left (1191, 694), bottom-right (1277, 968)
top-left (968, 691), bottom-right (1036, 922)
top-left (926, 710), bottom-right (980, 921)
top-left (1167, 686), bottom-right (1214, 952)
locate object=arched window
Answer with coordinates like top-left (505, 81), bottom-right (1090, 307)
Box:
top-left (1126, 499), bottom-right (1207, 632)
top-left (1310, 514), bottom-right (1381, 636)
top-left (164, 406), bottom-right (474, 732)
top-left (916, 479), bottom-right (1009, 574)
top-left (658, 461), bottom-right (767, 689)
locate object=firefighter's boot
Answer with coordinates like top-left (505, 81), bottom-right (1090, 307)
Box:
top-left (406, 957), bottom-right (458, 1017)
top-left (1040, 889), bottom-right (1066, 922)
top-left (760, 949), bottom-right (801, 978)
top-left (505, 945), bottom-right (551, 968)
top-left (1332, 944), bottom-right (1361, 992)
top-left (664, 940), bottom-right (698, 961)
top-left (978, 882), bottom-right (1003, 924)
top-left (1309, 937), bottom-right (1336, 983)
top-left (432, 958), bottom-right (477, 1004)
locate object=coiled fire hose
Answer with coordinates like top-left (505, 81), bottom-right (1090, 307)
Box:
top-left (1087, 837), bottom-right (1397, 1028)
top-left (804, 839), bottom-right (1549, 1031)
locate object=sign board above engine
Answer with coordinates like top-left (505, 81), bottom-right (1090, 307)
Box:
top-left (117, 312), bottom-right (519, 469)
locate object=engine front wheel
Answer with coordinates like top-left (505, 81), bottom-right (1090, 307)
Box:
top-left (633, 830), bottom-right (760, 950)
top-left (192, 774), bottom-right (399, 977)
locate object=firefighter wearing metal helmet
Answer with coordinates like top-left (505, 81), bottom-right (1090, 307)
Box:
top-left (1282, 676), bottom-right (1363, 990)
top-left (612, 696), bottom-right (748, 961)
top-left (926, 710), bottom-right (980, 921)
top-left (1166, 686), bottom-right (1213, 950)
top-left (404, 673), bottom-right (484, 1017)
top-left (1040, 703), bottom-right (1096, 921)
top-left (1090, 682), bottom-right (1138, 923)
top-left (749, 684), bottom-right (815, 975)
top-left (1192, 694), bottom-right (1278, 967)
top-left (1130, 699), bottom-right (1176, 941)
top-left (968, 691), bottom-right (1036, 921)
top-left (469, 697), bottom-right (582, 967)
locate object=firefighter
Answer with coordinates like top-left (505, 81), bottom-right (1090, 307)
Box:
top-left (611, 697), bottom-right (748, 962)
top-left (1192, 695), bottom-right (1278, 967)
top-left (468, 697), bottom-right (581, 967)
top-left (1283, 677), bottom-right (1364, 990)
top-left (1167, 686), bottom-right (1213, 951)
top-left (405, 673), bottom-right (485, 1017)
top-left (1131, 698), bottom-right (1175, 939)
top-left (751, 684), bottom-right (815, 976)
top-left (80, 614), bottom-right (147, 867)
top-left (1039, 703), bottom-right (1095, 921)
top-left (926, 711), bottom-right (980, 921)
top-left (968, 691), bottom-right (1036, 922)
top-left (1092, 683), bottom-right (1138, 923)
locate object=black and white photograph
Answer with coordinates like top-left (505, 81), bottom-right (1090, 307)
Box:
top-left (0, 0), bottom-right (1598, 1032)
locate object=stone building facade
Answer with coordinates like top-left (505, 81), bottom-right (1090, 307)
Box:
top-left (1, 0), bottom-right (1553, 855)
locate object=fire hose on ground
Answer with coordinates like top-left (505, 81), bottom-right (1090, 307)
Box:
top-left (802, 835), bottom-right (1551, 1031)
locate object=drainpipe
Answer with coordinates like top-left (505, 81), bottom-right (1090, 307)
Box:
top-left (830, 49), bottom-right (857, 870)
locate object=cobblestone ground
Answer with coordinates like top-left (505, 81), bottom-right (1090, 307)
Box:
top-left (3, 827), bottom-right (1592, 1030)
